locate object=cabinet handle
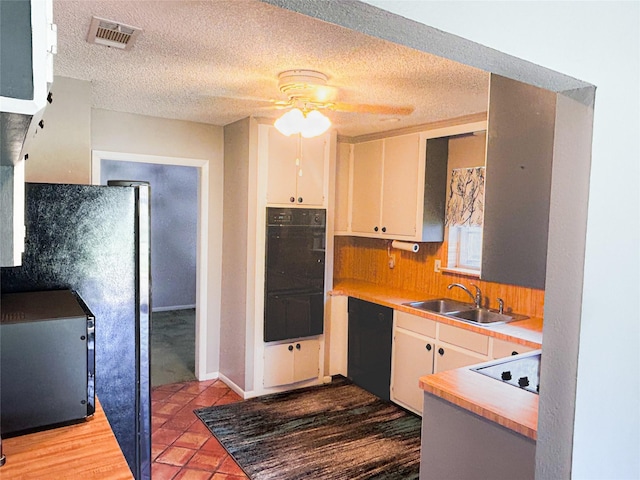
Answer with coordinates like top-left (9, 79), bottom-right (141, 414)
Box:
top-left (426, 344), bottom-right (432, 351)
top-left (298, 197), bottom-right (303, 203)
top-left (296, 343), bottom-right (301, 350)
top-left (288, 345), bottom-right (294, 351)
top-left (374, 226), bottom-right (379, 232)
top-left (289, 197), bottom-right (295, 203)
top-left (438, 347), bottom-right (444, 356)
top-left (381, 227), bottom-right (386, 233)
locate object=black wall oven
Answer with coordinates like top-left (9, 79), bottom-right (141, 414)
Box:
top-left (264, 208), bottom-right (326, 342)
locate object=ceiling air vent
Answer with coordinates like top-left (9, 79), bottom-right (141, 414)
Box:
top-left (86, 16), bottom-right (142, 50)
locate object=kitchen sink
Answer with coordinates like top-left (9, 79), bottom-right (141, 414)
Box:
top-left (403, 298), bottom-right (474, 314)
top-left (447, 308), bottom-right (515, 325)
top-left (403, 298), bottom-right (529, 326)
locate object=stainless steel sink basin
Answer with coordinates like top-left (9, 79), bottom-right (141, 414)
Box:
top-left (403, 298), bottom-right (529, 326)
top-left (403, 298), bottom-right (474, 314)
top-left (448, 308), bottom-right (514, 325)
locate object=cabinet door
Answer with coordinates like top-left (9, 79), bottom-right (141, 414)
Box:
top-left (266, 128), bottom-right (298, 204)
top-left (292, 339), bottom-right (320, 383)
top-left (351, 140), bottom-right (383, 234)
top-left (392, 328), bottom-right (434, 414)
top-left (298, 136), bottom-right (326, 206)
top-left (263, 343), bottom-right (294, 388)
top-left (334, 142), bottom-right (351, 232)
top-left (433, 343), bottom-right (487, 374)
top-left (380, 134), bottom-right (421, 237)
top-left (492, 338), bottom-right (536, 359)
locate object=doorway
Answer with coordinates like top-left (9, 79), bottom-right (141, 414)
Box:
top-left (91, 150), bottom-right (210, 385)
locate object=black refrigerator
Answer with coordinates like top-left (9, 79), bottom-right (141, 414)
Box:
top-left (1, 182), bottom-right (151, 479)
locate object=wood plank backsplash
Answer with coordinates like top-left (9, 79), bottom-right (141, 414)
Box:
top-left (333, 236), bottom-right (545, 319)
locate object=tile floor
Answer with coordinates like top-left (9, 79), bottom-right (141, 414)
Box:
top-left (151, 378), bottom-right (249, 480)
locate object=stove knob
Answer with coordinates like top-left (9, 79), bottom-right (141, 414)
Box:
top-left (518, 376), bottom-right (530, 388)
top-left (501, 370), bottom-right (512, 381)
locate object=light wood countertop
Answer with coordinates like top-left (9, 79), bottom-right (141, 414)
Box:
top-left (0, 398), bottom-right (133, 479)
top-left (420, 364), bottom-right (539, 440)
top-left (331, 279), bottom-right (543, 348)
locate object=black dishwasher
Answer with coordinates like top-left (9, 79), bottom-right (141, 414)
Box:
top-left (348, 297), bottom-right (393, 401)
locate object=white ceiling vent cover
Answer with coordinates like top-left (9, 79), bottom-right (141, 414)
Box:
top-left (86, 16), bottom-right (142, 50)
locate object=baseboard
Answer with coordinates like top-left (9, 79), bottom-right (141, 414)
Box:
top-left (218, 373), bottom-right (253, 399)
top-left (152, 304), bottom-right (196, 313)
top-left (197, 371), bottom-right (219, 382)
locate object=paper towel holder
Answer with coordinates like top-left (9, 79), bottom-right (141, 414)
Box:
top-left (391, 240), bottom-right (420, 253)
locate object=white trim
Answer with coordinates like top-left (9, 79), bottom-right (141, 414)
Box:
top-left (91, 150), bottom-right (210, 382)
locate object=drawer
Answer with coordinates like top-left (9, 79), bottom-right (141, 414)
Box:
top-left (438, 323), bottom-right (489, 355)
top-left (492, 338), bottom-right (536, 358)
top-left (395, 310), bottom-right (436, 338)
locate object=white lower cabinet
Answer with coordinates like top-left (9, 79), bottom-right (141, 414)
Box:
top-left (263, 338), bottom-right (320, 388)
top-left (392, 310), bottom-right (489, 415)
top-left (433, 342), bottom-right (487, 373)
top-left (492, 338), bottom-right (535, 359)
top-left (391, 328), bottom-right (435, 414)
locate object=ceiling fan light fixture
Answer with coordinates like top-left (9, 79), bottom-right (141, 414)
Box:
top-left (301, 109), bottom-right (331, 138)
top-left (274, 108), bottom-right (305, 136)
top-left (274, 108), bottom-right (331, 138)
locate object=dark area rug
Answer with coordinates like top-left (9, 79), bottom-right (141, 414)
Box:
top-left (194, 376), bottom-right (421, 480)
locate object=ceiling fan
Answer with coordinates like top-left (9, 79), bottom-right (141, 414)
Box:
top-left (269, 69), bottom-right (414, 137)
top-left (272, 69), bottom-right (415, 116)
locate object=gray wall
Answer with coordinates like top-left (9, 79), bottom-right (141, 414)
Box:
top-left (101, 160), bottom-right (198, 311)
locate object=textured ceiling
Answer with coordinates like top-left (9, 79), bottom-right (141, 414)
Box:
top-left (53, 0), bottom-right (490, 137)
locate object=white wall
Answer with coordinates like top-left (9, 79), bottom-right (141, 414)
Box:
top-left (361, 2), bottom-right (639, 478)
top-left (25, 76), bottom-right (91, 183)
top-left (92, 108), bottom-right (224, 378)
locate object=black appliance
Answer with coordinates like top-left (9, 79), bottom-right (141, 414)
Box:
top-left (0, 289), bottom-right (95, 436)
top-left (1, 182), bottom-right (151, 479)
top-left (347, 297), bottom-right (393, 401)
top-left (264, 207), bottom-right (326, 342)
top-left (472, 351), bottom-right (541, 394)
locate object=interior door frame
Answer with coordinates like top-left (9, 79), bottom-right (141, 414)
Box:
top-left (91, 150), bottom-right (210, 380)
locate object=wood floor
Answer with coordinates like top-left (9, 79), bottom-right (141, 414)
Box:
top-left (151, 379), bottom-right (249, 480)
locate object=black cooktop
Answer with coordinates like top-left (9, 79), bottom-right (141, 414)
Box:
top-left (472, 351), bottom-right (541, 394)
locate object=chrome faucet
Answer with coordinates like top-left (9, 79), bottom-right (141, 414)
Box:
top-left (447, 283), bottom-right (482, 309)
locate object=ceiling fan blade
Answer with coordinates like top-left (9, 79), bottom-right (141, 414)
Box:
top-left (330, 101), bottom-right (414, 116)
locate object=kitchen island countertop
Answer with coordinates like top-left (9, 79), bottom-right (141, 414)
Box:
top-left (0, 398), bottom-right (133, 479)
top-left (420, 362), bottom-right (539, 440)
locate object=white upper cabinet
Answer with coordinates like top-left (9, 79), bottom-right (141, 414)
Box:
top-left (265, 125), bottom-right (329, 207)
top-left (351, 139), bottom-right (384, 233)
top-left (347, 131), bottom-right (450, 241)
top-left (337, 120), bottom-right (489, 242)
top-left (380, 133), bottom-right (423, 237)
top-left (1, 0), bottom-right (55, 267)
top-left (351, 133), bottom-right (426, 238)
